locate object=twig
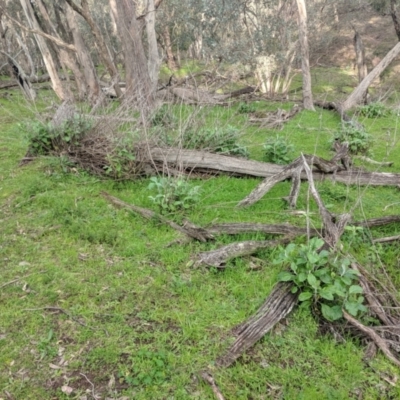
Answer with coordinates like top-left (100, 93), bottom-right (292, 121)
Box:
top-left (373, 235), bottom-right (400, 243)
top-left (343, 311), bottom-right (400, 367)
top-left (201, 371), bottom-right (226, 400)
top-left (80, 372), bottom-right (96, 399)
top-left (0, 270), bottom-right (45, 289)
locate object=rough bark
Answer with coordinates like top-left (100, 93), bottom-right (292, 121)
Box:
top-left (111, 0), bottom-right (154, 115)
top-left (295, 0), bottom-right (314, 110)
top-left (216, 283), bottom-right (298, 367)
top-left (341, 41), bottom-right (400, 112)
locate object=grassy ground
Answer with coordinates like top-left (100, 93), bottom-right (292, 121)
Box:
top-left (1, 80), bottom-right (400, 399)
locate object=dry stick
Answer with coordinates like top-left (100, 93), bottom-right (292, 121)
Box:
top-left (0, 270), bottom-right (45, 289)
top-left (373, 235), bottom-right (400, 243)
top-left (343, 311), bottom-right (400, 368)
top-left (301, 154), bottom-right (351, 248)
top-left (200, 372), bottom-right (226, 400)
top-left (101, 191), bottom-right (213, 242)
top-left (237, 158), bottom-right (303, 207)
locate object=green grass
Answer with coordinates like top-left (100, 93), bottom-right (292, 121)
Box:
top-left (1, 75), bottom-right (400, 399)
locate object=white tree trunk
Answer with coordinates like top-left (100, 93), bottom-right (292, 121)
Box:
top-left (19, 0), bottom-right (69, 101)
top-left (145, 0), bottom-right (161, 91)
top-left (295, 0), bottom-right (314, 110)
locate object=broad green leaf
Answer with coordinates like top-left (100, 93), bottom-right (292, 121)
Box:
top-left (298, 272), bottom-right (307, 282)
top-left (277, 271), bottom-right (294, 282)
top-left (307, 273), bottom-right (319, 289)
top-left (349, 285), bottom-right (363, 294)
top-left (321, 304), bottom-right (343, 321)
top-left (298, 291), bottom-right (313, 301)
top-left (344, 301), bottom-right (360, 316)
top-left (291, 286), bottom-right (299, 294)
top-left (319, 287), bottom-right (334, 301)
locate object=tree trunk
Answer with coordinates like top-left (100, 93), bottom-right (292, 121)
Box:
top-left (391, 0), bottom-right (400, 41)
top-left (162, 26), bottom-right (179, 71)
top-left (295, 0), bottom-right (314, 110)
top-left (35, 0), bottom-right (87, 100)
top-left (353, 30), bottom-right (368, 104)
top-left (19, 0), bottom-right (70, 101)
top-left (341, 41), bottom-right (400, 112)
top-left (64, 0), bottom-right (123, 98)
top-left (64, 4), bottom-right (101, 104)
top-left (145, 0), bottom-right (161, 91)
top-left (111, 0), bottom-right (154, 117)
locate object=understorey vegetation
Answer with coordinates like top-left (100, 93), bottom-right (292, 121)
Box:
top-left (2, 75), bottom-right (400, 399)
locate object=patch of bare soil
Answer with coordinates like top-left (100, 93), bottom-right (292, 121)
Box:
top-left (313, 7), bottom-right (399, 71)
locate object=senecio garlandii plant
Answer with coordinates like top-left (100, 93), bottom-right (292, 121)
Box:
top-left (148, 176), bottom-right (201, 214)
top-left (274, 238), bottom-right (367, 322)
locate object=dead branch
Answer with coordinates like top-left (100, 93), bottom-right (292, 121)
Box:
top-left (194, 238), bottom-right (291, 268)
top-left (200, 372), bottom-right (226, 400)
top-left (216, 283), bottom-right (298, 367)
top-left (101, 191), bottom-right (213, 242)
top-left (343, 311), bottom-right (400, 368)
top-left (301, 154), bottom-right (352, 248)
top-left (249, 105), bottom-right (301, 129)
top-left (356, 156), bottom-right (394, 167)
top-left (372, 235), bottom-right (400, 243)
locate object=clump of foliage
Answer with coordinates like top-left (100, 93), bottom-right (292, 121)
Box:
top-left (237, 102), bottom-right (256, 114)
top-left (358, 102), bottom-right (391, 118)
top-left (263, 135), bottom-right (294, 164)
top-left (148, 176), bottom-right (201, 214)
top-left (103, 135), bottom-right (137, 178)
top-left (151, 105), bottom-right (176, 127)
top-left (26, 115), bottom-right (92, 155)
top-left (332, 124), bottom-right (372, 155)
top-left (275, 238), bottom-right (367, 322)
top-left (118, 349), bottom-right (169, 387)
top-left (180, 125), bottom-right (249, 158)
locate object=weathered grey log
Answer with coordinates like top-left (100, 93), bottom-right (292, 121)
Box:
top-left (206, 223), bottom-right (318, 236)
top-left (194, 238), bottom-right (290, 268)
top-left (216, 282), bottom-right (298, 367)
top-left (146, 147), bottom-right (400, 187)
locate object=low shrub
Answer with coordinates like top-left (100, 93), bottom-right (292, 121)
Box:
top-left (263, 135), bottom-right (294, 164)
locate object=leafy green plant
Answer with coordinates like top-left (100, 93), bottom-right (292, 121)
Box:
top-left (118, 349), bottom-right (169, 387)
top-left (25, 121), bottom-right (54, 155)
top-left (263, 136), bottom-right (294, 164)
top-left (148, 176), bottom-right (201, 214)
top-left (275, 238), bottom-right (367, 321)
top-left (358, 102), bottom-right (391, 118)
top-left (332, 124), bottom-right (372, 155)
top-left (181, 125), bottom-right (249, 158)
top-left (237, 102), bottom-right (256, 114)
top-left (26, 114), bottom-right (93, 155)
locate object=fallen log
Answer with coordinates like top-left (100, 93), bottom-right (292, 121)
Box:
top-left (216, 282), bottom-right (298, 367)
top-left (146, 147), bottom-right (400, 187)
